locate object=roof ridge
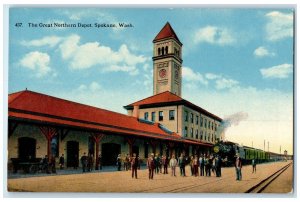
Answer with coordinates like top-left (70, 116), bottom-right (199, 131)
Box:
top-left (9, 90), bottom-right (142, 122)
top-left (8, 90), bottom-right (27, 105)
top-left (125, 91), bottom-right (182, 107)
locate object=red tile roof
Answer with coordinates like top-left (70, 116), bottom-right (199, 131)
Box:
top-left (8, 90), bottom-right (212, 146)
top-left (124, 91), bottom-right (222, 121)
top-left (126, 91), bottom-right (183, 106)
top-left (153, 22), bottom-right (181, 45)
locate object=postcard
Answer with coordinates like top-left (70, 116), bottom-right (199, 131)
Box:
top-left (6, 6), bottom-right (294, 194)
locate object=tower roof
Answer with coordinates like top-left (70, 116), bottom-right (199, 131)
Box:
top-left (153, 22), bottom-right (182, 45)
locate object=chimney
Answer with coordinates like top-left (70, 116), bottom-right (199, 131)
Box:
top-left (133, 105), bottom-right (140, 118)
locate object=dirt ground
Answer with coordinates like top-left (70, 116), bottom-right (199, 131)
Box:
top-left (7, 161), bottom-right (293, 194)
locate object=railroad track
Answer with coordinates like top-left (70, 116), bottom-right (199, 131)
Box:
top-left (139, 162), bottom-right (292, 193)
top-left (245, 162), bottom-right (292, 193)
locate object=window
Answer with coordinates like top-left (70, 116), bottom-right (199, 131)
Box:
top-left (208, 121), bottom-right (211, 129)
top-left (144, 112), bottom-right (149, 120)
top-left (184, 111), bottom-right (188, 122)
top-left (200, 131), bottom-right (203, 140)
top-left (200, 117), bottom-right (203, 127)
top-left (169, 110), bottom-right (175, 120)
top-left (162, 47), bottom-right (165, 55)
top-left (204, 119), bottom-right (207, 128)
top-left (204, 132), bottom-right (207, 140)
top-left (158, 48), bottom-right (161, 55)
top-left (190, 128), bottom-right (193, 138)
top-left (184, 127), bottom-right (188, 137)
top-left (151, 112), bottom-right (156, 122)
top-left (208, 133), bottom-right (210, 142)
top-left (196, 130), bottom-right (198, 139)
top-left (215, 123), bottom-right (217, 131)
top-left (165, 46), bottom-right (168, 54)
top-left (190, 113), bottom-right (194, 123)
top-left (196, 116), bottom-right (199, 125)
top-left (159, 111), bottom-right (163, 121)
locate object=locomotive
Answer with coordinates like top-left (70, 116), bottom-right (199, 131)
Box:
top-left (213, 141), bottom-right (270, 166)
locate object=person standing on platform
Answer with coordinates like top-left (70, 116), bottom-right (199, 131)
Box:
top-left (117, 154), bottom-right (122, 171)
top-left (215, 155), bottom-right (222, 177)
top-left (190, 156), bottom-right (194, 176)
top-left (193, 155), bottom-right (199, 177)
top-left (199, 154), bottom-right (204, 176)
top-left (81, 153), bottom-right (88, 173)
top-left (59, 154), bottom-right (65, 170)
top-left (131, 153), bottom-right (138, 179)
top-left (162, 155), bottom-right (168, 174)
top-left (178, 153), bottom-right (186, 177)
top-left (124, 154), bottom-right (130, 171)
top-left (147, 153), bottom-right (155, 179)
top-left (235, 154), bottom-right (243, 180)
top-left (252, 158), bottom-right (256, 173)
top-left (169, 154), bottom-right (177, 177)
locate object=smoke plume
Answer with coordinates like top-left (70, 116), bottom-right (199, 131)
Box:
top-left (217, 111), bottom-right (248, 140)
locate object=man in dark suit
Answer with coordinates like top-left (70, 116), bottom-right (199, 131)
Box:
top-left (147, 153), bottom-right (155, 179)
top-left (81, 152), bottom-right (88, 172)
top-left (131, 153), bottom-right (138, 179)
top-left (235, 154), bottom-right (242, 180)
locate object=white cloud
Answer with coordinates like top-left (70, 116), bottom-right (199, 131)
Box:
top-left (265, 11), bottom-right (293, 41)
top-left (253, 46), bottom-right (275, 57)
top-left (19, 51), bottom-right (52, 78)
top-left (58, 34), bottom-right (147, 75)
top-left (78, 81), bottom-right (101, 92)
top-left (205, 73), bottom-right (221, 80)
top-left (21, 36), bottom-right (63, 47)
top-left (260, 63), bottom-right (293, 79)
top-left (193, 26), bottom-right (236, 45)
top-left (182, 66), bottom-right (208, 85)
top-left (215, 78), bottom-right (239, 90)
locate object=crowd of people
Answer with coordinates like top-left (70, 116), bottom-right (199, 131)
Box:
top-left (110, 152), bottom-right (227, 180)
top-left (38, 151), bottom-right (256, 182)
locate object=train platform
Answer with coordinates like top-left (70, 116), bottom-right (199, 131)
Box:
top-left (7, 160), bottom-right (293, 194)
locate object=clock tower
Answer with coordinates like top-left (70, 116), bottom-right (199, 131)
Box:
top-left (153, 22), bottom-right (183, 96)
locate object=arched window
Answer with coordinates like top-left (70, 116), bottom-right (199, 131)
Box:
top-left (158, 48), bottom-right (161, 55)
top-left (165, 46), bottom-right (168, 54)
top-left (162, 47), bottom-right (165, 55)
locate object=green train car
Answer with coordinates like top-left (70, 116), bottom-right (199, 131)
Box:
top-left (243, 146), bottom-right (270, 164)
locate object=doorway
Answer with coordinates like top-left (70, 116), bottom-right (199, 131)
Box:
top-left (102, 143), bottom-right (121, 166)
top-left (18, 137), bottom-right (36, 161)
top-left (66, 141), bottom-right (79, 168)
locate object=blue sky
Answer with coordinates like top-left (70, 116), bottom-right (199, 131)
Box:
top-left (8, 7), bottom-right (294, 154)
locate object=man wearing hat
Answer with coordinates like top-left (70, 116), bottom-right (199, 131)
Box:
top-left (147, 153), bottom-right (155, 179)
top-left (235, 153), bottom-right (242, 180)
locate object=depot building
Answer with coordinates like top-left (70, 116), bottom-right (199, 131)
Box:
top-left (8, 22), bottom-right (223, 169)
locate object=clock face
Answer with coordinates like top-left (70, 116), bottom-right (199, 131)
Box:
top-left (159, 69), bottom-right (167, 78)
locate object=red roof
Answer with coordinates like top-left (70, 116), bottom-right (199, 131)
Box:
top-left (8, 90), bottom-right (211, 146)
top-left (124, 91), bottom-right (222, 121)
top-left (153, 22), bottom-right (181, 45)
top-left (126, 91), bottom-right (182, 106)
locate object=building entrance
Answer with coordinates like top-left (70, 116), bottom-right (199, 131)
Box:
top-left (102, 143), bottom-right (121, 166)
top-left (18, 137), bottom-right (36, 160)
top-left (66, 141), bottom-right (79, 168)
